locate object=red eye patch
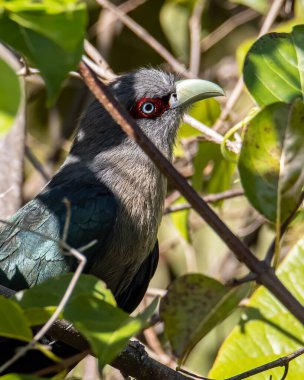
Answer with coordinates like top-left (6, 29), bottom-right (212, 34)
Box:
top-left (130, 97), bottom-right (169, 119)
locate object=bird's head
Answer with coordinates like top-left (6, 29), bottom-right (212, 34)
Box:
top-left (110, 68), bottom-right (224, 156)
top-left (72, 68), bottom-right (224, 161)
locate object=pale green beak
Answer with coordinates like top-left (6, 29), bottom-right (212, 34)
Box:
top-left (169, 79), bottom-right (225, 108)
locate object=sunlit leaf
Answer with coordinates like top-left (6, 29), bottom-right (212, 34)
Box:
top-left (243, 25), bottom-right (304, 106)
top-left (209, 239), bottom-right (304, 379)
top-left (238, 99), bottom-right (304, 223)
top-left (231, 0), bottom-right (268, 14)
top-left (0, 296), bottom-right (32, 341)
top-left (0, 56), bottom-right (21, 136)
top-left (192, 142), bottom-right (236, 195)
top-left (0, 0), bottom-right (87, 103)
top-left (160, 274), bottom-right (248, 364)
top-left (171, 196), bottom-right (190, 241)
top-left (64, 295), bottom-right (150, 368)
top-left (15, 274), bottom-right (116, 326)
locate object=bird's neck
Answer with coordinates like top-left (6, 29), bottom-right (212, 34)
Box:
top-left (61, 142), bottom-right (168, 242)
top-left (92, 145), bottom-right (168, 230)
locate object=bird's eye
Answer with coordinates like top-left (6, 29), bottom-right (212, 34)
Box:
top-left (130, 97), bottom-right (169, 119)
top-left (141, 102), bottom-right (155, 114)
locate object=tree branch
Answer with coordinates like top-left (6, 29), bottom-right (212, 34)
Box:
top-left (189, 0), bottom-right (206, 76)
top-left (200, 9), bottom-right (259, 52)
top-left (164, 189), bottom-right (244, 214)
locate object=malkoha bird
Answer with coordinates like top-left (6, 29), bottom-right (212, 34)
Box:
top-left (0, 68), bottom-right (224, 313)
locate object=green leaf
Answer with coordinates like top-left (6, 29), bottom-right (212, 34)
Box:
top-left (231, 0), bottom-right (269, 14)
top-left (192, 142), bottom-right (235, 194)
top-left (0, 0), bottom-right (87, 103)
top-left (0, 296), bottom-right (32, 341)
top-left (64, 295), bottom-right (147, 368)
top-left (0, 56), bottom-right (21, 135)
top-left (209, 239), bottom-right (304, 379)
top-left (137, 296), bottom-right (159, 321)
top-left (160, 274), bottom-right (248, 364)
top-left (159, 0), bottom-right (191, 63)
top-left (16, 274), bottom-right (116, 326)
top-left (243, 25), bottom-right (304, 106)
top-left (0, 375), bottom-right (46, 380)
top-left (238, 100), bottom-right (304, 223)
top-left (171, 196), bottom-right (190, 241)
top-left (23, 306), bottom-right (57, 327)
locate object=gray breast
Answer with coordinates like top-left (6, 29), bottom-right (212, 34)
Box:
top-left (89, 154), bottom-right (167, 295)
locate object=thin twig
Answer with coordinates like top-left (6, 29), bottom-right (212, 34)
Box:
top-left (17, 66), bottom-right (81, 79)
top-left (84, 40), bottom-right (117, 81)
top-left (146, 288), bottom-right (166, 297)
top-left (89, 0), bottom-right (148, 37)
top-left (213, 0), bottom-right (285, 131)
top-left (79, 60), bottom-right (304, 324)
top-left (265, 191), bottom-right (304, 265)
top-left (34, 351), bottom-right (90, 377)
top-left (183, 114), bottom-right (240, 153)
top-left (143, 327), bottom-right (174, 367)
top-left (82, 55), bottom-right (115, 82)
top-left (225, 346), bottom-right (304, 380)
top-left (96, 0), bottom-right (193, 78)
top-left (25, 145), bottom-right (50, 182)
top-left (177, 366), bottom-right (214, 380)
top-left (62, 198), bottom-right (72, 244)
top-left (164, 189), bottom-right (244, 214)
top-left (201, 9), bottom-right (259, 52)
top-left (189, 0), bottom-right (206, 76)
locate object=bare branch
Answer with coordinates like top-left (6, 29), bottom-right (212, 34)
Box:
top-left (225, 346), bottom-right (304, 380)
top-left (201, 9), bottom-right (259, 52)
top-left (183, 114), bottom-right (240, 153)
top-left (79, 60), bottom-right (304, 324)
top-left (17, 66), bottom-right (81, 79)
top-left (25, 145), bottom-right (50, 182)
top-left (90, 0), bottom-right (148, 37)
top-left (84, 40), bottom-right (117, 81)
top-left (177, 366), bottom-right (214, 380)
top-left (164, 189), bottom-right (244, 214)
top-left (34, 351), bottom-right (90, 377)
top-left (96, 0), bottom-right (193, 78)
top-left (265, 190), bottom-right (304, 265)
top-left (189, 0), bottom-right (206, 76)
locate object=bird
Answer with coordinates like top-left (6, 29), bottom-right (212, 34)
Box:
top-left (0, 68), bottom-right (224, 313)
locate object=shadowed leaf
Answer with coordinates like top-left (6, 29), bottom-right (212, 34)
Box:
top-left (238, 99), bottom-right (304, 223)
top-left (0, 296), bottom-right (32, 341)
top-left (160, 274), bottom-right (248, 364)
top-left (244, 26), bottom-right (304, 106)
top-left (0, 0), bottom-right (87, 103)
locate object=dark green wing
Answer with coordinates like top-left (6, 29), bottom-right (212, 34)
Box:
top-left (0, 182), bottom-right (117, 291)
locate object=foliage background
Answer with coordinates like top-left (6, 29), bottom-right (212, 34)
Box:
top-left (0, 0), bottom-right (304, 379)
